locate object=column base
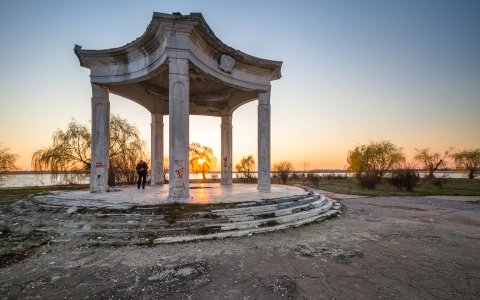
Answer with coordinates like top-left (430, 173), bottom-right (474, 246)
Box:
top-left (151, 181), bottom-right (165, 186)
top-left (168, 196), bottom-right (191, 202)
top-left (257, 186), bottom-right (271, 192)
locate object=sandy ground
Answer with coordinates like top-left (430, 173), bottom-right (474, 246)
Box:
top-left (1, 193), bottom-right (479, 299)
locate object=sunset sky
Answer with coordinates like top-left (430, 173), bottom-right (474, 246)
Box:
top-left (1, 0), bottom-right (479, 171)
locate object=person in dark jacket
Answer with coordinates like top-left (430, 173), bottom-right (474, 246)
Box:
top-left (136, 160), bottom-right (148, 189)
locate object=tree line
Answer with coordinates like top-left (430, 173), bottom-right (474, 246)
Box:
top-left (0, 116), bottom-right (219, 185)
top-left (346, 140), bottom-right (480, 190)
top-left (1, 121), bottom-right (479, 188)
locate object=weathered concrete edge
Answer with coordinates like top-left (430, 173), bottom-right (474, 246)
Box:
top-left (153, 199), bottom-right (341, 244)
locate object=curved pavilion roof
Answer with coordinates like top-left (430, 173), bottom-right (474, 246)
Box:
top-left (75, 12), bottom-right (283, 116)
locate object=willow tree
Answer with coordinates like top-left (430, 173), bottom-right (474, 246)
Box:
top-left (347, 140), bottom-right (405, 189)
top-left (32, 121), bottom-right (90, 173)
top-left (32, 115), bottom-right (147, 184)
top-left (189, 142), bottom-right (217, 181)
top-left (0, 143), bottom-right (19, 184)
top-left (108, 115), bottom-right (148, 185)
top-left (453, 149), bottom-right (480, 179)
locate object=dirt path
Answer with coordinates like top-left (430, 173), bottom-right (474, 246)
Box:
top-left (1, 195), bottom-right (479, 299)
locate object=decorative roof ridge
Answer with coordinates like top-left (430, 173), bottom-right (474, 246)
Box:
top-left (74, 12), bottom-right (282, 78)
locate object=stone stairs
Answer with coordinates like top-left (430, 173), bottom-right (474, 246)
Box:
top-left (153, 190), bottom-right (341, 243)
top-left (32, 188), bottom-right (341, 244)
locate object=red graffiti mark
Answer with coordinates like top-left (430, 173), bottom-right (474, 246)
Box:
top-left (223, 156), bottom-right (228, 168)
top-left (175, 167), bottom-right (185, 179)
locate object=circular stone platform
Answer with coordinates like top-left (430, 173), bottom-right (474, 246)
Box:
top-left (29, 184), bottom-right (341, 244)
top-left (34, 183), bottom-right (308, 209)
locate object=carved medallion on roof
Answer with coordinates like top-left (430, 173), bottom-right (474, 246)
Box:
top-left (219, 54), bottom-right (235, 73)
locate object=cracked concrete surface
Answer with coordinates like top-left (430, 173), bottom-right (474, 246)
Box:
top-left (1, 194), bottom-right (479, 299)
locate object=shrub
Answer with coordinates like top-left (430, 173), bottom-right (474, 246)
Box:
top-left (273, 161), bottom-right (294, 184)
top-left (358, 172), bottom-right (380, 189)
top-left (388, 169), bottom-right (420, 191)
top-left (307, 173), bottom-right (320, 186)
top-left (430, 174), bottom-right (448, 188)
top-left (431, 177), bottom-right (445, 188)
top-left (324, 173), bottom-right (347, 180)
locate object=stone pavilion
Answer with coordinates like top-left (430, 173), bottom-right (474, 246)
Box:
top-left (74, 12), bottom-right (282, 199)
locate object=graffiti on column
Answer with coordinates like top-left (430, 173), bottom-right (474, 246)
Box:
top-left (175, 167), bottom-right (185, 179)
top-left (223, 156), bottom-right (228, 177)
top-left (223, 156), bottom-right (228, 168)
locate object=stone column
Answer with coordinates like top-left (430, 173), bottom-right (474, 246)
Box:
top-left (90, 84), bottom-right (110, 193)
top-left (168, 58), bottom-right (190, 199)
top-left (258, 92), bottom-right (271, 192)
top-left (221, 114), bottom-right (233, 185)
top-left (151, 113), bottom-right (164, 185)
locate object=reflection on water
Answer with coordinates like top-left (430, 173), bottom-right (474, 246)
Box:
top-left (0, 171), bottom-right (475, 188)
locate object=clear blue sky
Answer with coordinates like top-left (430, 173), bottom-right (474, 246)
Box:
top-left (1, 0), bottom-right (479, 170)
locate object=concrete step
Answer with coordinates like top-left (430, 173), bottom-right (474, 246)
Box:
top-left (153, 205), bottom-right (341, 244)
top-left (214, 198), bottom-right (334, 231)
top-left (55, 226), bottom-right (192, 239)
top-left (35, 188), bottom-right (341, 244)
top-left (212, 194), bottom-right (319, 217)
top-left (225, 196), bottom-right (327, 222)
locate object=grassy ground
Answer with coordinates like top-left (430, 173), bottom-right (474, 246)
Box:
top-left (278, 177), bottom-right (480, 196)
top-left (0, 184), bottom-right (89, 206)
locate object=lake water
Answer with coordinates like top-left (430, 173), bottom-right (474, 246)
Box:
top-left (0, 171), bottom-right (473, 188)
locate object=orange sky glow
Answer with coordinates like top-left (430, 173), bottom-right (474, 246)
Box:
top-left (1, 1), bottom-right (479, 171)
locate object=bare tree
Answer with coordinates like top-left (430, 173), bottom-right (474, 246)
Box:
top-left (302, 159), bottom-right (310, 176)
top-left (414, 148), bottom-right (452, 179)
top-left (235, 155), bottom-right (255, 182)
top-left (274, 161), bottom-right (294, 184)
top-left (453, 149), bottom-right (480, 179)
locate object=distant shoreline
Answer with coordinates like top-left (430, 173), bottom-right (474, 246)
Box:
top-left (2, 170), bottom-right (89, 174)
top-left (2, 169), bottom-right (463, 174)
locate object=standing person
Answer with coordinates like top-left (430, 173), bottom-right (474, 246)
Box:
top-left (136, 160), bottom-right (148, 189)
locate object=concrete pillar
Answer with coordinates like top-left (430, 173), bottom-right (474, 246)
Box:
top-left (221, 114), bottom-right (233, 185)
top-left (90, 84), bottom-right (110, 193)
top-left (168, 58), bottom-right (190, 199)
top-left (258, 91), bottom-right (271, 192)
top-left (151, 113), bottom-right (164, 185)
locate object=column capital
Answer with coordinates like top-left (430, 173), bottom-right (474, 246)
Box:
top-left (91, 83), bottom-right (109, 100)
top-left (258, 91), bottom-right (271, 105)
top-left (221, 114), bottom-right (233, 127)
top-left (168, 57), bottom-right (189, 76)
top-left (151, 113), bottom-right (164, 124)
